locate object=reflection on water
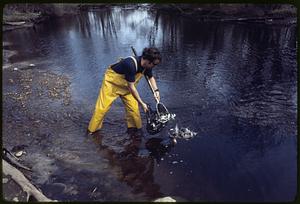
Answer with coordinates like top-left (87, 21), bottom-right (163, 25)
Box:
top-left (91, 132), bottom-right (164, 199)
top-left (3, 5), bottom-right (297, 202)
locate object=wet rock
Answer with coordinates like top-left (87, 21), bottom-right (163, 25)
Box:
top-left (12, 197), bottom-right (19, 202)
top-left (15, 150), bottom-right (26, 157)
top-left (153, 196), bottom-right (176, 202)
top-left (3, 178), bottom-right (9, 183)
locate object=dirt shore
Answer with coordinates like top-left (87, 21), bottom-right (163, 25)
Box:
top-left (2, 37), bottom-right (85, 201)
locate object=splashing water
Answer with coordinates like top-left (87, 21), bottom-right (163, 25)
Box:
top-left (157, 112), bottom-right (176, 123)
top-left (168, 124), bottom-right (197, 140)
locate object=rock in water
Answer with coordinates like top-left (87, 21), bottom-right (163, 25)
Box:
top-left (153, 196), bottom-right (176, 202)
top-left (15, 151), bottom-right (25, 157)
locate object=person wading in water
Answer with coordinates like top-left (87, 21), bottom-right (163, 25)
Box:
top-left (88, 47), bottom-right (162, 135)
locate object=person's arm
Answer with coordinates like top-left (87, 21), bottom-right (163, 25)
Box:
top-left (128, 82), bottom-right (148, 112)
top-left (148, 76), bottom-right (160, 102)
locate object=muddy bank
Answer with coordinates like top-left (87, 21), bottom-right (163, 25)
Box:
top-left (151, 4), bottom-right (297, 24)
top-left (3, 4), bottom-right (80, 31)
top-left (2, 40), bottom-right (84, 201)
top-left (3, 174), bottom-right (28, 202)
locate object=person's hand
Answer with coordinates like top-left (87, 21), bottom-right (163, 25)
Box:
top-left (141, 102), bottom-right (149, 113)
top-left (154, 90), bottom-right (160, 102)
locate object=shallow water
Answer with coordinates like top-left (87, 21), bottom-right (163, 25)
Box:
top-left (3, 5), bottom-right (297, 201)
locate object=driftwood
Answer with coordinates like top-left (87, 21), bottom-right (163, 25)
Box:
top-left (3, 148), bottom-right (32, 171)
top-left (4, 21), bottom-right (26, 26)
top-left (2, 159), bottom-right (56, 202)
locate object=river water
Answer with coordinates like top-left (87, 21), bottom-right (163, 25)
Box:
top-left (3, 5), bottom-right (297, 202)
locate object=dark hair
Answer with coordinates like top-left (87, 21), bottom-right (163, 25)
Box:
top-left (142, 47), bottom-right (162, 63)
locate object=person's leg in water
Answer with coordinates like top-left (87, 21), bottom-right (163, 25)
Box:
top-left (88, 77), bottom-right (119, 134)
top-left (121, 93), bottom-right (143, 140)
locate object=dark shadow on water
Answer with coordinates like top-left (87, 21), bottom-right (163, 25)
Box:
top-left (145, 137), bottom-right (175, 163)
top-left (90, 130), bottom-right (175, 200)
top-left (41, 129), bottom-right (176, 201)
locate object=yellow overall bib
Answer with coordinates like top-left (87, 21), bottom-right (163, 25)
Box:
top-left (88, 57), bottom-right (144, 133)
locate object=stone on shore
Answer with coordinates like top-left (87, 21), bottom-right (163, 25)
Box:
top-left (153, 196), bottom-right (176, 202)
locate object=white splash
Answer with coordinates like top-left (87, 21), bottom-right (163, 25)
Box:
top-left (157, 112), bottom-right (176, 123)
top-left (168, 124), bottom-right (197, 140)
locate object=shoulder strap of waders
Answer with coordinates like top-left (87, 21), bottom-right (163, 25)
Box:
top-left (128, 56), bottom-right (138, 72)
